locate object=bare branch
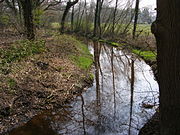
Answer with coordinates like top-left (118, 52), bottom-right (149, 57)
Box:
top-left (43, 0), bottom-right (62, 11)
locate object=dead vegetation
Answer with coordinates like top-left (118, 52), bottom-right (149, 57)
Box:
top-left (0, 30), bottom-right (93, 134)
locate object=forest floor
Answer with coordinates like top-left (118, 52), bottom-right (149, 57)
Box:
top-left (0, 29), bottom-right (93, 134)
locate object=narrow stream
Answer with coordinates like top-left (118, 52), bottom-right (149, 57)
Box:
top-left (8, 42), bottom-right (159, 135)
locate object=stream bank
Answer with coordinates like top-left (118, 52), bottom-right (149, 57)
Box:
top-left (0, 32), bottom-right (93, 134)
top-left (6, 40), bottom-right (159, 135)
top-left (73, 33), bottom-right (157, 79)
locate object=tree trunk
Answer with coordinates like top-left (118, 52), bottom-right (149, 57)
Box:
top-left (132, 0), bottom-right (139, 39)
top-left (112, 0), bottom-right (118, 36)
top-left (60, 0), bottom-right (78, 33)
top-left (20, 0), bottom-right (35, 40)
top-left (93, 0), bottom-right (99, 36)
top-left (17, 0), bottom-right (23, 26)
top-left (78, 0), bottom-right (86, 28)
top-left (93, 0), bottom-right (103, 37)
top-left (71, 6), bottom-right (74, 31)
top-left (152, 0), bottom-right (180, 134)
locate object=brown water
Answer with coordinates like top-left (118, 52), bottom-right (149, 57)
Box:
top-left (8, 42), bottom-right (159, 135)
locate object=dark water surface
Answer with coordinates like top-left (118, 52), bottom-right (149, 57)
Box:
top-left (8, 42), bottom-right (159, 135)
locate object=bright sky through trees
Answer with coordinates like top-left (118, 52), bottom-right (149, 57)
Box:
top-left (139, 0), bottom-right (156, 9)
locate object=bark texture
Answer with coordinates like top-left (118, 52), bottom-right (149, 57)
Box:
top-left (152, 0), bottom-right (180, 134)
top-left (93, 0), bottom-right (103, 37)
top-left (60, 0), bottom-right (78, 33)
top-left (132, 0), bottom-right (139, 39)
top-left (20, 0), bottom-right (35, 40)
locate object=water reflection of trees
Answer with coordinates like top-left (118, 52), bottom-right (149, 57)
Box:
top-left (128, 59), bottom-right (135, 135)
top-left (94, 41), bottom-right (101, 106)
top-left (47, 42), bottom-right (158, 135)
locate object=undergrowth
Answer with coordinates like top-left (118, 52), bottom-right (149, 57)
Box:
top-left (0, 40), bottom-right (46, 65)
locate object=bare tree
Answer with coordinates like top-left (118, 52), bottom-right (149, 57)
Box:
top-left (93, 0), bottom-right (103, 37)
top-left (60, 0), bottom-right (79, 33)
top-left (132, 0), bottom-right (139, 39)
top-left (71, 5), bottom-right (75, 30)
top-left (112, 0), bottom-right (118, 36)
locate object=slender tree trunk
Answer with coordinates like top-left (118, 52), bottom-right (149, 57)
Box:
top-left (60, 4), bottom-right (70, 33)
top-left (98, 0), bottom-right (103, 37)
top-left (94, 41), bottom-right (101, 106)
top-left (71, 6), bottom-right (74, 31)
top-left (93, 0), bottom-right (100, 36)
top-left (75, 1), bottom-right (81, 30)
top-left (78, 0), bottom-right (86, 29)
top-left (84, 0), bottom-right (88, 34)
top-left (112, 0), bottom-right (118, 36)
top-left (152, 0), bottom-right (180, 134)
top-left (128, 59), bottom-right (134, 135)
top-left (20, 0), bottom-right (35, 40)
top-left (111, 47), bottom-right (116, 118)
top-left (17, 1), bottom-right (23, 25)
top-left (60, 0), bottom-right (79, 33)
top-left (93, 0), bottom-right (103, 37)
top-left (132, 0), bottom-right (139, 39)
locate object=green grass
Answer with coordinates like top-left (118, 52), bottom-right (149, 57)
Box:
top-left (114, 23), bottom-right (152, 36)
top-left (132, 49), bottom-right (157, 61)
top-left (99, 39), bottom-right (156, 61)
top-left (71, 56), bottom-right (93, 70)
top-left (53, 34), bottom-right (93, 70)
top-left (51, 22), bottom-right (60, 29)
top-left (88, 73), bottom-right (94, 80)
top-left (70, 38), bottom-right (93, 70)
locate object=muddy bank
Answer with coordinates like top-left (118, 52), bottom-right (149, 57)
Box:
top-left (0, 31), bottom-right (93, 134)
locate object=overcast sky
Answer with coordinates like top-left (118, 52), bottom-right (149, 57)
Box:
top-left (139, 0), bottom-right (156, 9)
top-left (86, 0), bottom-right (157, 11)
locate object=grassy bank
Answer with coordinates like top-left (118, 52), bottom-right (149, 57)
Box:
top-left (53, 34), bottom-right (93, 70)
top-left (98, 38), bottom-right (156, 62)
top-left (132, 49), bottom-right (156, 61)
top-left (0, 33), bottom-right (93, 134)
